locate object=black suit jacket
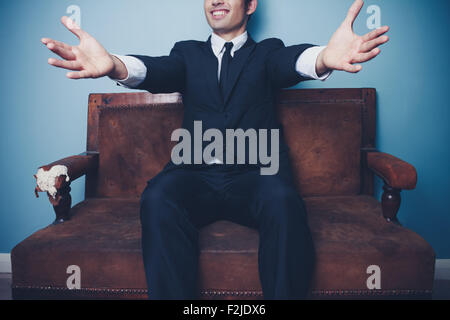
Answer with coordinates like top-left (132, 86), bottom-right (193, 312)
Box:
top-left (129, 34), bottom-right (316, 176)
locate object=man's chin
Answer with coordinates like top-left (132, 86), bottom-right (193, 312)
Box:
top-left (208, 20), bottom-right (230, 33)
top-left (210, 26), bottom-right (233, 37)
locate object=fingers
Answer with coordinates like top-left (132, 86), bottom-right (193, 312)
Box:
top-left (45, 42), bottom-right (76, 60)
top-left (61, 16), bottom-right (88, 40)
top-left (48, 58), bottom-right (82, 71)
top-left (362, 25), bottom-right (389, 42)
top-left (360, 34), bottom-right (389, 53)
top-left (41, 38), bottom-right (73, 51)
top-left (344, 0), bottom-right (364, 28)
top-left (353, 48), bottom-right (381, 63)
top-left (342, 63), bottom-right (362, 73)
top-left (66, 70), bottom-right (92, 80)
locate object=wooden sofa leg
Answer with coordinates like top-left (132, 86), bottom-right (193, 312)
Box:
top-left (381, 184), bottom-right (402, 223)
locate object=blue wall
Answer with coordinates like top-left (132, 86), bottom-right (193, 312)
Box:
top-left (0, 0), bottom-right (449, 258)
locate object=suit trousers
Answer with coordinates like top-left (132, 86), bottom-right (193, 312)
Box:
top-left (139, 163), bottom-right (316, 299)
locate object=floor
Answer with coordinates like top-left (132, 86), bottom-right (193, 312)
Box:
top-left (0, 274), bottom-right (11, 300)
top-left (433, 279), bottom-right (450, 299)
top-left (1, 273), bottom-right (449, 300)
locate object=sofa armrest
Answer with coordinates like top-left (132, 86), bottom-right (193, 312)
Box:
top-left (367, 151), bottom-right (417, 190)
top-left (33, 151), bottom-right (99, 224)
top-left (363, 149), bottom-right (417, 223)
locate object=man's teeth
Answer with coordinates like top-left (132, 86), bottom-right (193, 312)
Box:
top-left (213, 10), bottom-right (227, 17)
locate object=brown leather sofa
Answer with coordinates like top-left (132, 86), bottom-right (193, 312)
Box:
top-left (11, 88), bottom-right (435, 299)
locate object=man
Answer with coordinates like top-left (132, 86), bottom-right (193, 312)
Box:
top-left (42, 0), bottom-right (389, 299)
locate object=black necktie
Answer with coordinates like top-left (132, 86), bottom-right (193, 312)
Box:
top-left (219, 42), bottom-right (234, 100)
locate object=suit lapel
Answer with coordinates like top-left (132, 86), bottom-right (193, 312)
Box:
top-left (222, 35), bottom-right (256, 107)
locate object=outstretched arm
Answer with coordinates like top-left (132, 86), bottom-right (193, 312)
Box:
top-left (42, 16), bottom-right (128, 80)
top-left (316, 0), bottom-right (390, 75)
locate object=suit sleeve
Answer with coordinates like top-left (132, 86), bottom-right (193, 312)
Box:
top-left (127, 42), bottom-right (186, 94)
top-left (265, 39), bottom-right (317, 89)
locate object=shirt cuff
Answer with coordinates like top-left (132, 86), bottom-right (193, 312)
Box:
top-left (110, 54), bottom-right (147, 88)
top-left (296, 46), bottom-right (332, 81)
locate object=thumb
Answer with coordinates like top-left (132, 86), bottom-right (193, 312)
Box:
top-left (343, 0), bottom-right (364, 29)
top-left (61, 16), bottom-right (88, 40)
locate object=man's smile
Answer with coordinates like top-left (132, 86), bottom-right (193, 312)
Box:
top-left (211, 9), bottom-right (230, 20)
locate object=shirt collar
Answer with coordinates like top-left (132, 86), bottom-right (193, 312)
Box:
top-left (211, 31), bottom-right (248, 57)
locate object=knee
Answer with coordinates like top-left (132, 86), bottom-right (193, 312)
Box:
top-left (258, 184), bottom-right (307, 226)
top-left (139, 182), bottom-right (177, 228)
top-left (140, 181), bottom-right (163, 210)
top-left (259, 180), bottom-right (300, 208)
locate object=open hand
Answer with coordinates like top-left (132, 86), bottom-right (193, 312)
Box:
top-left (41, 16), bottom-right (123, 79)
top-left (316, 0), bottom-right (390, 75)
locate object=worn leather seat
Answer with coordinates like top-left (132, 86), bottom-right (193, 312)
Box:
top-left (12, 195), bottom-right (434, 299)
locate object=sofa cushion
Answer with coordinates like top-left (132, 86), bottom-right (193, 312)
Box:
top-left (11, 195), bottom-right (435, 299)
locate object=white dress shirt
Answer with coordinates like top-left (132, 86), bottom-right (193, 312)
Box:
top-left (110, 32), bottom-right (332, 164)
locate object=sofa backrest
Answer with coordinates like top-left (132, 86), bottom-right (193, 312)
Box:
top-left (85, 88), bottom-right (376, 199)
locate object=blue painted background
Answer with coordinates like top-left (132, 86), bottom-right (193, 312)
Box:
top-left (0, 0), bottom-right (449, 258)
